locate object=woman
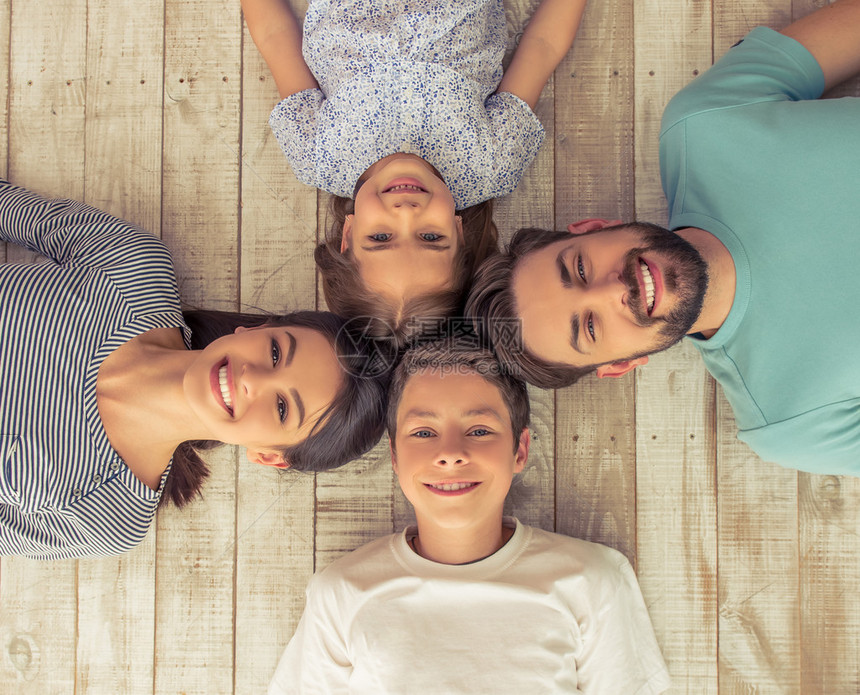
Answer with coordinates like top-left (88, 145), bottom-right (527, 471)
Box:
top-left (0, 180), bottom-right (388, 560)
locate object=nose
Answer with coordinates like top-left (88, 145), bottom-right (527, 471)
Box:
top-left (391, 200), bottom-right (420, 209)
top-left (434, 434), bottom-right (468, 467)
top-left (239, 362), bottom-right (268, 399)
top-left (583, 272), bottom-right (628, 312)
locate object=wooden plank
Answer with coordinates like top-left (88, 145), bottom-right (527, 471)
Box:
top-left (155, 0), bottom-right (241, 692)
top-left (555, 0), bottom-right (634, 223)
top-left (715, 392), bottom-right (800, 695)
top-left (556, 374), bottom-right (637, 563)
top-left (160, 0), bottom-right (241, 310)
top-left (154, 446), bottom-right (238, 695)
top-left (633, 0), bottom-right (711, 223)
top-left (635, 344), bottom-right (718, 693)
top-left (0, 559), bottom-right (78, 693)
top-left (0, 0), bottom-right (8, 180)
top-left (76, 539), bottom-right (158, 695)
top-left (316, 443), bottom-right (394, 570)
top-left (7, 0), bottom-right (86, 267)
top-left (0, 3), bottom-right (87, 693)
top-left (234, 1), bottom-right (319, 688)
top-left (238, 0), bottom-right (316, 314)
top-left (799, 475), bottom-right (860, 693)
top-left (235, 468), bottom-right (315, 694)
top-left (74, 2), bottom-right (163, 692)
top-left (83, 0), bottom-right (164, 231)
top-left (554, 0), bottom-right (637, 564)
top-left (1, 0), bottom-right (9, 263)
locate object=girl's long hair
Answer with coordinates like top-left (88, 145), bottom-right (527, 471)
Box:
top-left (163, 309), bottom-right (391, 508)
top-left (314, 195), bottom-right (499, 347)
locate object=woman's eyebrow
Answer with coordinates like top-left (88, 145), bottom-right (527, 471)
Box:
top-left (283, 331), bottom-right (297, 366)
top-left (291, 388), bottom-right (305, 427)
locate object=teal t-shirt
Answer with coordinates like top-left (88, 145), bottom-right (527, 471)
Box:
top-left (660, 27), bottom-right (860, 475)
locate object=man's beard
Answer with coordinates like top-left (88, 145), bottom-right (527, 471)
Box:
top-left (615, 225), bottom-right (709, 353)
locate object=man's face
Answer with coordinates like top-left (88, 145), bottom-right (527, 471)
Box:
top-left (511, 224), bottom-right (708, 369)
top-left (392, 370), bottom-right (528, 530)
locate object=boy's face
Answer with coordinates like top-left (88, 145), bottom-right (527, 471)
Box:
top-left (391, 369), bottom-right (529, 530)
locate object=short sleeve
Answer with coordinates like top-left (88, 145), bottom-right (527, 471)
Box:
top-left (268, 89), bottom-right (328, 191)
top-left (661, 27), bottom-right (825, 135)
top-left (268, 571), bottom-right (353, 695)
top-left (575, 554), bottom-right (672, 695)
top-left (476, 92), bottom-right (545, 204)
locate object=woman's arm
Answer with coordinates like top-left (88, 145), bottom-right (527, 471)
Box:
top-left (241, 0), bottom-right (319, 99)
top-left (496, 0), bottom-right (588, 110)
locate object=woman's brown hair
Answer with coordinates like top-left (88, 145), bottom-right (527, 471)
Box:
top-left (314, 194), bottom-right (499, 347)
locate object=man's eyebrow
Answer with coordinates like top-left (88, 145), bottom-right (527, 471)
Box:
top-left (569, 315), bottom-right (586, 355)
top-left (291, 388), bottom-right (305, 427)
top-left (283, 331), bottom-right (297, 366)
top-left (557, 250), bottom-right (571, 287)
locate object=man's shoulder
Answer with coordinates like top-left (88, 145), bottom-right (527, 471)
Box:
top-left (661, 26), bottom-right (824, 136)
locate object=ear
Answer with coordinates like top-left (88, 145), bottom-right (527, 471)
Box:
top-left (389, 437), bottom-right (398, 474)
top-left (567, 218), bottom-right (623, 235)
top-left (340, 215), bottom-right (353, 253)
top-left (595, 356), bottom-right (649, 379)
top-left (234, 325), bottom-right (247, 335)
top-left (247, 448), bottom-right (290, 469)
top-left (513, 428), bottom-right (530, 474)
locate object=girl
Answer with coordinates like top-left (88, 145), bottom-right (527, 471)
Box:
top-left (243, 0), bottom-right (588, 342)
top-left (0, 180), bottom-right (387, 560)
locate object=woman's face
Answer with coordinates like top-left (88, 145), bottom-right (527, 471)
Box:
top-left (184, 325), bottom-right (344, 466)
top-left (343, 154), bottom-right (463, 306)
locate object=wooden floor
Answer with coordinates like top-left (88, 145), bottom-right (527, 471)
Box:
top-left (2, 0), bottom-right (859, 693)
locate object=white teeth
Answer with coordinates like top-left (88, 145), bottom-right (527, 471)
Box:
top-left (387, 184), bottom-right (424, 193)
top-left (640, 260), bottom-right (655, 313)
top-left (218, 366), bottom-right (232, 411)
top-left (429, 482), bottom-right (475, 491)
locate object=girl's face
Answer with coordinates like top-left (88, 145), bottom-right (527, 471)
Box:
top-left (342, 154), bottom-right (463, 305)
top-left (183, 325), bottom-right (344, 466)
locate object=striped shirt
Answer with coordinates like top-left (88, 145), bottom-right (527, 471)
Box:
top-left (0, 180), bottom-right (191, 560)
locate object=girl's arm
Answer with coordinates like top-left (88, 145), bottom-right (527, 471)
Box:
top-left (497, 0), bottom-right (588, 110)
top-left (241, 0), bottom-right (319, 99)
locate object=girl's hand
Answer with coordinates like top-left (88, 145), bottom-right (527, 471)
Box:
top-left (241, 0), bottom-right (318, 99)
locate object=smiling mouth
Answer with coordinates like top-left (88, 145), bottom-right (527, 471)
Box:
top-left (384, 183), bottom-right (427, 194)
top-left (218, 365), bottom-right (233, 415)
top-left (639, 259), bottom-right (656, 314)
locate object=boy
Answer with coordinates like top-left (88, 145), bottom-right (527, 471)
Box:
top-left (269, 340), bottom-right (671, 694)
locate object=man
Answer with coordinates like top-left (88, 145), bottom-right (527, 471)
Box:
top-left (466, 0), bottom-right (860, 474)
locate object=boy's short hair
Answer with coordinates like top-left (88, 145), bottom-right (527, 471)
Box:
top-left (386, 339), bottom-right (530, 451)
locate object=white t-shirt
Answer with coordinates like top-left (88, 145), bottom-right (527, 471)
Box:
top-left (269, 518), bottom-right (671, 694)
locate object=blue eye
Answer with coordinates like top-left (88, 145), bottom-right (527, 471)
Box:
top-left (419, 233), bottom-right (442, 242)
top-left (271, 338), bottom-right (280, 366)
top-left (368, 233), bottom-right (392, 242)
top-left (411, 430), bottom-right (435, 438)
top-left (469, 428), bottom-right (491, 437)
